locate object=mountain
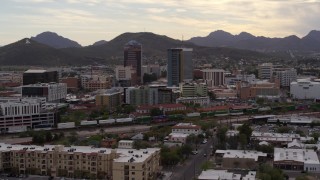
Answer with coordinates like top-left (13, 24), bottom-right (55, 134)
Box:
top-left (0, 32), bottom-right (269, 66)
top-left (0, 38), bottom-right (87, 66)
top-left (92, 40), bottom-right (108, 46)
top-left (189, 30), bottom-right (320, 52)
top-left (31, 31), bottom-right (82, 49)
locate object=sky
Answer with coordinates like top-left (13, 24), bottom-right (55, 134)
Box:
top-left (1, 0), bottom-right (320, 46)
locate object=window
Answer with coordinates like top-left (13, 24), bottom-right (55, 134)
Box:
top-left (132, 166), bottom-right (135, 169)
top-left (132, 172), bottom-right (135, 175)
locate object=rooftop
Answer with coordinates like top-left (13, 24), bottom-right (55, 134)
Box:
top-left (0, 143), bottom-right (159, 163)
top-left (274, 148), bottom-right (320, 164)
top-left (215, 150), bottom-right (267, 161)
top-left (198, 170), bottom-right (241, 180)
top-left (172, 123), bottom-right (201, 130)
top-left (169, 133), bottom-right (189, 138)
top-left (24, 69), bottom-right (47, 73)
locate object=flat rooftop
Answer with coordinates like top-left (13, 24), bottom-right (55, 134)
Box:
top-left (215, 150), bottom-right (267, 161)
top-left (274, 148), bottom-right (320, 164)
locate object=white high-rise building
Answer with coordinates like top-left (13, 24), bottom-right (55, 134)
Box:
top-left (258, 63), bottom-right (273, 79)
top-left (202, 69), bottom-right (225, 87)
top-left (275, 68), bottom-right (297, 87)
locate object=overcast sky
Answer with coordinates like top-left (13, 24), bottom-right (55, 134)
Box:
top-left (1, 0), bottom-right (320, 46)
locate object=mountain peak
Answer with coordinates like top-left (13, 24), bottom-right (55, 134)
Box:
top-left (303, 30), bottom-right (320, 40)
top-left (208, 30), bottom-right (233, 38)
top-left (31, 31), bottom-right (82, 49)
top-left (92, 40), bottom-right (108, 46)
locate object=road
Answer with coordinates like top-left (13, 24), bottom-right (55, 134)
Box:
top-left (170, 138), bottom-right (214, 180)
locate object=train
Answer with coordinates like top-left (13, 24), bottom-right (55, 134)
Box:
top-left (56, 103), bottom-right (320, 129)
top-left (57, 118), bottom-right (134, 129)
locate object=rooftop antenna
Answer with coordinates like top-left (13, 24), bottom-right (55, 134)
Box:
top-left (181, 34), bottom-right (184, 47)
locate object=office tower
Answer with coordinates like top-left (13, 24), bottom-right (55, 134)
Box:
top-left (23, 69), bottom-right (58, 85)
top-left (124, 40), bottom-right (142, 84)
top-left (202, 69), bottom-right (225, 87)
top-left (167, 48), bottom-right (193, 87)
top-left (258, 63), bottom-right (273, 79)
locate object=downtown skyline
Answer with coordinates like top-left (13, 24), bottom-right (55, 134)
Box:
top-left (1, 0), bottom-right (320, 46)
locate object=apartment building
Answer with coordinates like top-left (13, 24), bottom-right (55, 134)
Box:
top-left (274, 68), bottom-right (297, 87)
top-left (125, 86), bottom-right (158, 106)
top-left (0, 143), bottom-right (161, 179)
top-left (202, 69), bottom-right (225, 87)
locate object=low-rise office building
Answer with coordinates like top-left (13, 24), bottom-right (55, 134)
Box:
top-left (95, 89), bottom-right (122, 110)
top-left (176, 96), bottom-right (210, 106)
top-left (250, 131), bottom-right (301, 145)
top-left (290, 79), bottom-right (320, 100)
top-left (0, 143), bottom-right (161, 179)
top-left (22, 83), bottom-right (67, 102)
top-left (172, 123), bottom-right (202, 135)
top-left (136, 103), bottom-right (186, 114)
top-left (179, 82), bottom-right (208, 97)
top-left (274, 148), bottom-right (320, 172)
top-left (198, 170), bottom-right (241, 180)
top-left (215, 150), bottom-right (267, 169)
top-left (0, 97), bottom-right (55, 132)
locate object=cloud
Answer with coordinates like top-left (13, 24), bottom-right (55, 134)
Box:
top-left (145, 8), bottom-right (166, 14)
top-left (1, 0), bottom-right (320, 45)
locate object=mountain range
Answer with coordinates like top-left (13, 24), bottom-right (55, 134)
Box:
top-left (2, 29), bottom-right (320, 66)
top-left (0, 31), bottom-right (270, 66)
top-left (188, 30), bottom-right (320, 52)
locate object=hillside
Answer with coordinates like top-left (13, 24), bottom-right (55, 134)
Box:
top-left (0, 38), bottom-right (86, 66)
top-left (31, 31), bottom-right (82, 49)
top-left (189, 30), bottom-right (320, 52)
top-left (0, 32), bottom-right (270, 66)
top-left (62, 32), bottom-right (268, 60)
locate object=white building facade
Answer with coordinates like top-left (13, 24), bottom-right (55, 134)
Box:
top-left (258, 63), bottom-right (273, 79)
top-left (290, 79), bottom-right (320, 100)
top-left (275, 68), bottom-right (297, 87)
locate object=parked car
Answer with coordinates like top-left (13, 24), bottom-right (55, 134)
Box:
top-left (192, 151), bottom-right (198, 155)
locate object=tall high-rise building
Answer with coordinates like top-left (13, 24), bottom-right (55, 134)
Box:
top-left (167, 48), bottom-right (193, 87)
top-left (124, 40), bottom-right (142, 84)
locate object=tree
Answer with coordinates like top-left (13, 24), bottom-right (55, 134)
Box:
top-left (239, 134), bottom-right (248, 149)
top-left (208, 91), bottom-right (216, 100)
top-left (143, 73), bottom-right (158, 83)
top-left (256, 98), bottom-right (265, 106)
top-left (150, 108), bottom-right (163, 116)
top-left (179, 144), bottom-right (192, 158)
top-left (238, 123), bottom-right (253, 141)
top-left (217, 126), bottom-right (228, 144)
top-left (123, 105), bottom-right (136, 114)
top-left (277, 126), bottom-right (292, 133)
top-left (201, 161), bottom-right (214, 170)
top-left (258, 164), bottom-right (285, 180)
top-left (45, 131), bottom-right (53, 142)
top-left (311, 132), bottom-right (320, 141)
